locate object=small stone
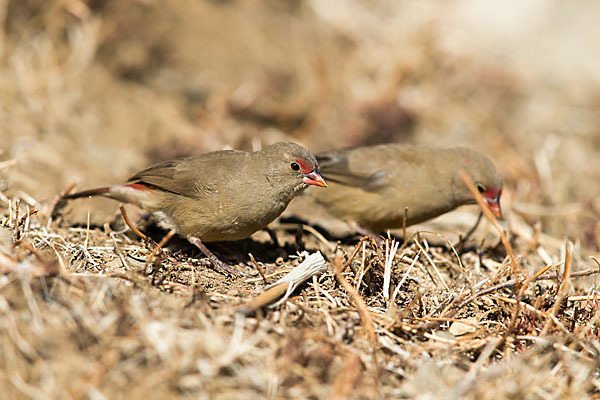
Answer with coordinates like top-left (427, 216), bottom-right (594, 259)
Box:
top-left (449, 317), bottom-right (478, 336)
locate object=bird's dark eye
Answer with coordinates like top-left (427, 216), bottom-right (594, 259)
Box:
top-left (476, 183), bottom-right (486, 193)
top-left (290, 162), bottom-right (301, 172)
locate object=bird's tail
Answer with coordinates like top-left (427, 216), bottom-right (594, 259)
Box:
top-left (63, 187), bottom-right (111, 200)
top-left (63, 184), bottom-right (152, 207)
top-left (52, 184), bottom-right (150, 219)
top-left (51, 186), bottom-right (112, 219)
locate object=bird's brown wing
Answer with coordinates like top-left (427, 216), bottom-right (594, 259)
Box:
top-left (317, 149), bottom-right (388, 191)
top-left (127, 151), bottom-right (247, 198)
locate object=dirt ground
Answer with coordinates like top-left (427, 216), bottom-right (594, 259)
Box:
top-left (1, 1), bottom-right (600, 399)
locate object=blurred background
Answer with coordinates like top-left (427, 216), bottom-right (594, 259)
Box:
top-left (1, 0), bottom-right (599, 247)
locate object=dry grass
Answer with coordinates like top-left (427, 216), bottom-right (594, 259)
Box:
top-left (2, 1), bottom-right (600, 399)
top-left (2, 193), bottom-right (599, 399)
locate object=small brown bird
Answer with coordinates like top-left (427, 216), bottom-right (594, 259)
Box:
top-left (312, 144), bottom-right (502, 234)
top-left (63, 142), bottom-right (327, 274)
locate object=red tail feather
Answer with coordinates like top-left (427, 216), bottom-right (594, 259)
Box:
top-left (125, 183), bottom-right (152, 191)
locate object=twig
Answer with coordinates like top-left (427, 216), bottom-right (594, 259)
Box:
top-left (84, 196), bottom-right (91, 250)
top-left (110, 233), bottom-right (130, 270)
top-left (402, 206), bottom-right (408, 244)
top-left (235, 281), bottom-right (289, 316)
top-left (355, 239), bottom-right (367, 291)
top-left (391, 250), bottom-right (421, 306)
top-left (541, 240), bottom-right (572, 335)
top-left (23, 207), bottom-right (36, 233)
top-left (119, 204), bottom-right (148, 241)
top-left (383, 238), bottom-right (399, 300)
top-left (244, 271), bottom-right (287, 283)
top-left (333, 248), bottom-right (378, 365)
top-left (248, 253), bottom-right (267, 285)
top-left (343, 236), bottom-right (370, 274)
top-left (532, 260), bottom-right (564, 279)
top-left (146, 230), bottom-right (175, 264)
top-left (8, 198), bottom-right (12, 227)
top-left (13, 199), bottom-right (20, 237)
top-left (567, 295), bottom-right (599, 302)
top-left (419, 230), bottom-right (466, 274)
top-left (414, 238), bottom-right (448, 290)
top-left (274, 223), bottom-right (335, 251)
top-left (81, 245), bottom-right (99, 269)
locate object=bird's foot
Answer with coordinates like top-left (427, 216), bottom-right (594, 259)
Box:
top-left (188, 237), bottom-right (245, 276)
top-left (263, 227), bottom-right (280, 247)
top-left (210, 258), bottom-right (245, 277)
top-left (350, 223), bottom-right (382, 243)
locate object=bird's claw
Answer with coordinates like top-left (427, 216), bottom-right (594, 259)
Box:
top-left (210, 258), bottom-right (246, 276)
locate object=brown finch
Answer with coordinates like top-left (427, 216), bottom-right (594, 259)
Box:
top-left (63, 142), bottom-right (327, 274)
top-left (312, 144), bottom-right (502, 234)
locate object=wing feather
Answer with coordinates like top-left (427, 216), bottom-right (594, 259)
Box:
top-left (127, 151), bottom-right (248, 198)
top-left (317, 149), bottom-right (388, 191)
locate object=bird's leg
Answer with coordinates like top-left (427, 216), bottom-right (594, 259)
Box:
top-left (188, 236), bottom-right (245, 276)
top-left (350, 222), bottom-right (383, 244)
top-left (264, 227), bottom-right (280, 247)
top-left (456, 211), bottom-right (483, 252)
top-left (464, 211), bottom-right (484, 240)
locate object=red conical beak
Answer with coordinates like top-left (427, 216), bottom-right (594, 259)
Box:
top-left (485, 199), bottom-right (502, 218)
top-left (483, 188), bottom-right (502, 218)
top-left (303, 169), bottom-right (328, 187)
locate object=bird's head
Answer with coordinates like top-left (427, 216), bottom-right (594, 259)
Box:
top-left (454, 148), bottom-right (503, 218)
top-left (259, 142), bottom-right (327, 192)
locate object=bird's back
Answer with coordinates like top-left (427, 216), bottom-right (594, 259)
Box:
top-left (315, 145), bottom-right (470, 231)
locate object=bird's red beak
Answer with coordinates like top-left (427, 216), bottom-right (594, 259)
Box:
top-left (482, 188), bottom-right (502, 218)
top-left (303, 169), bottom-right (328, 187)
